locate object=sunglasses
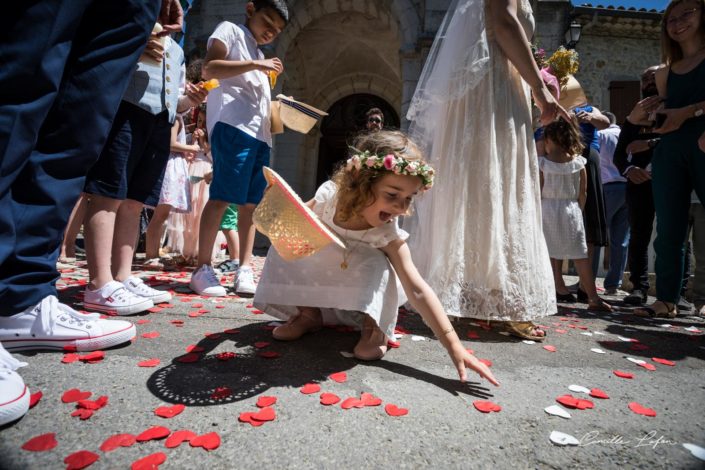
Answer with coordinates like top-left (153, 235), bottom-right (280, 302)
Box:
top-left (368, 118), bottom-right (382, 124)
top-left (667, 7), bottom-right (700, 26)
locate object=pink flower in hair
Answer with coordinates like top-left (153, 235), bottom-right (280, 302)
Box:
top-left (383, 154), bottom-right (396, 170)
top-left (366, 157), bottom-right (376, 167)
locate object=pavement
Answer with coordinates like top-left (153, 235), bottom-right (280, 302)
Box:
top-left (1, 256), bottom-right (705, 469)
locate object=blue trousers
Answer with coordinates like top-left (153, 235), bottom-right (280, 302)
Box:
top-left (592, 182), bottom-right (630, 289)
top-left (0, 1), bottom-right (159, 316)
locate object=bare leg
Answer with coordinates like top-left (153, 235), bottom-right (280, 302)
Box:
top-left (272, 306), bottom-right (322, 341)
top-left (237, 203), bottom-right (256, 267)
top-left (574, 258), bottom-right (612, 310)
top-left (60, 193), bottom-right (88, 260)
top-left (354, 314), bottom-right (388, 361)
top-left (84, 194), bottom-right (121, 290)
top-left (196, 199), bottom-right (229, 267)
top-left (223, 229), bottom-right (240, 260)
top-left (145, 203), bottom-right (172, 259)
top-left (551, 258), bottom-right (570, 295)
top-left (112, 199), bottom-right (143, 282)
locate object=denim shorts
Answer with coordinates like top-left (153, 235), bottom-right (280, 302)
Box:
top-left (209, 122), bottom-right (270, 205)
top-left (84, 101), bottom-right (171, 206)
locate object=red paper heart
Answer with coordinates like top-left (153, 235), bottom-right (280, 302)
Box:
top-left (131, 452), bottom-right (167, 470)
top-left (154, 404), bottom-right (185, 418)
top-left (258, 351), bottom-right (280, 359)
top-left (223, 328), bottom-right (240, 334)
top-left (556, 394), bottom-right (593, 410)
top-left (387, 339), bottom-right (400, 348)
top-left (473, 400), bottom-right (502, 413)
top-left (251, 407), bottom-right (276, 422)
top-left (29, 390), bottom-right (43, 409)
top-left (384, 404), bottom-right (409, 417)
top-left (238, 412), bottom-right (264, 427)
top-left (176, 353), bottom-right (201, 363)
top-left (141, 331), bottom-right (160, 339)
top-left (211, 387), bottom-right (232, 400)
top-left (147, 306), bottom-right (163, 313)
top-left (64, 450), bottom-right (99, 470)
top-left (252, 309), bottom-right (265, 314)
top-left (341, 397), bottom-right (365, 409)
top-left (299, 384), bottom-right (321, 395)
top-left (542, 345), bottom-right (557, 352)
top-left (253, 341), bottom-right (270, 349)
top-left (62, 353), bottom-right (80, 364)
top-left (71, 409), bottom-right (94, 420)
top-left (652, 357), bottom-right (676, 366)
top-left (589, 388), bottom-right (610, 399)
top-left (204, 332), bottom-right (221, 339)
top-left (77, 395), bottom-right (108, 410)
top-left (555, 329), bottom-right (567, 334)
top-left (138, 358), bottom-right (161, 368)
top-left (137, 319), bottom-right (150, 325)
top-left (628, 402), bottom-right (657, 417)
top-left (467, 331), bottom-right (480, 339)
top-left (191, 303), bottom-right (204, 308)
top-left (62, 388), bottom-right (92, 403)
top-left (164, 430), bottom-right (197, 449)
top-left (256, 396), bottom-right (277, 408)
top-left (216, 351), bottom-right (236, 361)
top-left (479, 359), bottom-right (492, 367)
top-left (190, 432), bottom-right (221, 451)
top-left (630, 343), bottom-right (650, 351)
top-left (78, 351), bottom-right (105, 363)
top-left (21, 433), bottom-right (58, 451)
top-left (170, 320), bottom-right (184, 326)
top-left (360, 392), bottom-right (382, 407)
top-left (613, 370), bottom-right (634, 379)
top-left (637, 362), bottom-right (656, 371)
top-left (319, 393), bottom-right (341, 406)
top-left (185, 345), bottom-right (205, 353)
top-left (136, 426), bottom-right (171, 442)
top-left (100, 433), bottom-right (136, 452)
top-left (329, 372), bottom-right (347, 383)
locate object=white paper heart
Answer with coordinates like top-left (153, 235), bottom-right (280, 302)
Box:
top-left (550, 431), bottom-right (580, 446)
top-left (591, 348), bottom-right (606, 354)
top-left (618, 336), bottom-right (635, 342)
top-left (268, 321), bottom-right (283, 327)
top-left (522, 340), bottom-right (536, 345)
top-left (568, 385), bottom-right (590, 394)
top-left (593, 331), bottom-right (607, 335)
top-left (580, 332), bottom-right (593, 336)
top-left (392, 333), bottom-right (403, 340)
top-left (339, 351), bottom-right (354, 358)
top-left (685, 326), bottom-right (702, 333)
top-left (626, 357), bottom-right (646, 365)
top-left (411, 335), bottom-right (426, 342)
top-left (683, 443), bottom-right (705, 461)
top-left (659, 324), bottom-right (673, 328)
top-left (544, 405), bottom-right (571, 419)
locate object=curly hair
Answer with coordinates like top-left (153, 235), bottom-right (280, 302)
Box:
top-left (542, 116), bottom-right (585, 156)
top-left (331, 130), bottom-right (426, 222)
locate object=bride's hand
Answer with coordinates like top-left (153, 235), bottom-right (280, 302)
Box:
top-left (533, 85), bottom-right (570, 126)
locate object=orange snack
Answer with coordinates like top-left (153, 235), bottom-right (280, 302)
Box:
top-left (268, 71), bottom-right (278, 89)
top-left (202, 79), bottom-right (220, 91)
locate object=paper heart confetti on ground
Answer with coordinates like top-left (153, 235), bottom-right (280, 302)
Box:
top-left (384, 404), bottom-right (409, 417)
top-left (637, 362), bottom-right (656, 371)
top-left (473, 401), bottom-right (502, 413)
top-left (568, 385), bottom-right (590, 394)
top-left (626, 357), bottom-right (646, 365)
top-left (387, 339), bottom-right (400, 349)
top-left (556, 394), bottom-right (594, 410)
top-left (138, 358), bottom-right (161, 367)
top-left (320, 393), bottom-right (341, 406)
top-left (253, 341), bottom-right (271, 349)
top-left (549, 431), bottom-right (580, 446)
top-left (62, 353), bottom-right (80, 364)
top-left (628, 402), bottom-right (657, 417)
top-left (580, 332), bottom-right (593, 336)
top-left (76, 395), bottom-right (108, 410)
top-left (21, 433), bottom-right (58, 452)
top-left (589, 388), bottom-right (609, 399)
top-left (685, 326), bottom-right (702, 333)
top-left (250, 407), bottom-right (276, 422)
top-left (176, 353), bottom-right (201, 363)
top-left (341, 397), bottom-right (365, 409)
top-left (136, 426), bottom-right (171, 442)
top-left (360, 392), bottom-right (382, 407)
top-left (591, 348), bottom-right (606, 354)
top-left (210, 387), bottom-right (232, 400)
top-left (164, 430), bottom-right (197, 449)
top-left (189, 432), bottom-right (221, 451)
top-left (542, 345), bottom-right (557, 352)
top-left (544, 405), bottom-right (571, 419)
top-left (100, 433), bottom-right (137, 452)
top-left (141, 331), bottom-right (160, 339)
top-left (613, 370), bottom-right (634, 379)
top-left (216, 352), bottom-right (237, 361)
top-left (136, 319), bottom-right (150, 325)
top-left (329, 372), bottom-right (347, 383)
top-left (238, 412), bottom-right (265, 427)
top-left (62, 388), bottom-right (92, 403)
top-left (479, 359), bottom-right (492, 367)
top-left (467, 331), bottom-right (480, 339)
top-left (522, 340), bottom-right (536, 345)
top-left (258, 351), bottom-right (281, 359)
top-left (256, 396), bottom-right (277, 408)
top-left (186, 345), bottom-right (205, 353)
top-left (131, 452), bottom-right (167, 470)
top-left (71, 409), bottom-right (94, 420)
top-left (29, 390), bottom-right (43, 409)
top-left (64, 450), bottom-right (100, 470)
top-left (652, 357), bottom-right (676, 366)
top-left (683, 443), bottom-right (705, 461)
top-left (300, 383), bottom-right (321, 395)
top-left (154, 404), bottom-right (185, 418)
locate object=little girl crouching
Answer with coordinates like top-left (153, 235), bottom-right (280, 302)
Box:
top-left (254, 130), bottom-right (498, 385)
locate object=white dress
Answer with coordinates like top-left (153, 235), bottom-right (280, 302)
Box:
top-left (540, 156), bottom-right (588, 259)
top-left (254, 181), bottom-right (407, 338)
top-left (404, 0), bottom-right (556, 321)
top-left (159, 116), bottom-right (191, 212)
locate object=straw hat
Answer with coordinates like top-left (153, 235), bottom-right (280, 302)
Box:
top-left (558, 74), bottom-right (588, 111)
top-left (276, 94), bottom-right (328, 134)
top-left (270, 100), bottom-right (284, 135)
top-left (253, 167), bottom-right (345, 261)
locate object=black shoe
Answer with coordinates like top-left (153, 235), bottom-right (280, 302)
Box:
top-left (623, 289), bottom-right (647, 305)
top-left (556, 292), bottom-right (577, 303)
top-left (577, 288), bottom-right (588, 302)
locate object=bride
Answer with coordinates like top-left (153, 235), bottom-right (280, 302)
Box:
top-left (406, 0), bottom-right (568, 340)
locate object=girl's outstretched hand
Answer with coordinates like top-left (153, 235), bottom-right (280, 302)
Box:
top-left (449, 345), bottom-right (499, 386)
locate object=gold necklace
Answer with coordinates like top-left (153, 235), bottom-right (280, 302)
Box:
top-left (340, 229), bottom-right (371, 270)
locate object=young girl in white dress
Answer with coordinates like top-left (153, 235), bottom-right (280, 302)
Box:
top-left (540, 118), bottom-right (611, 312)
top-left (254, 131), bottom-right (498, 385)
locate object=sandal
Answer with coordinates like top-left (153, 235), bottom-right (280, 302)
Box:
top-left (495, 321), bottom-right (546, 342)
top-left (587, 299), bottom-right (613, 313)
top-left (634, 300), bottom-right (677, 319)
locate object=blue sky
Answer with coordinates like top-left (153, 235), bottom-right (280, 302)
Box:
top-left (573, 0), bottom-right (668, 10)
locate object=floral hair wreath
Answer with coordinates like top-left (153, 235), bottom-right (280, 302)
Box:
top-left (345, 150), bottom-right (435, 190)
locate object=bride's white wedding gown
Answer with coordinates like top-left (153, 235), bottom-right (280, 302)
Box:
top-left (406, 0), bottom-right (556, 321)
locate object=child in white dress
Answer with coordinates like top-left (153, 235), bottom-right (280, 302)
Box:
top-left (540, 119), bottom-right (611, 312)
top-left (254, 131), bottom-right (498, 385)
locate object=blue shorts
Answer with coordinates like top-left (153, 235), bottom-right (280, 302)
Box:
top-left (209, 122), bottom-right (270, 205)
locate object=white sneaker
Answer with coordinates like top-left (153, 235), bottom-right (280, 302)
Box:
top-left (234, 265), bottom-right (256, 295)
top-left (190, 265), bottom-right (227, 297)
top-left (84, 280), bottom-right (153, 315)
top-left (0, 343), bottom-right (29, 426)
top-left (0, 295), bottom-right (136, 352)
top-left (123, 276), bottom-right (172, 304)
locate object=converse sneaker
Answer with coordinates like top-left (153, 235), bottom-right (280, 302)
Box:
top-left (0, 343), bottom-right (29, 426)
top-left (190, 265), bottom-right (227, 297)
top-left (234, 265), bottom-right (256, 296)
top-left (84, 280), bottom-right (153, 315)
top-left (0, 295), bottom-right (136, 352)
top-left (123, 276), bottom-right (172, 304)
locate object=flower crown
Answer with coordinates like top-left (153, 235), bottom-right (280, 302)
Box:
top-left (345, 150), bottom-right (435, 190)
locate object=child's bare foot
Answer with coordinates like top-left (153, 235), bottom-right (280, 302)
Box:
top-left (272, 307), bottom-right (322, 341)
top-left (354, 315), bottom-right (387, 361)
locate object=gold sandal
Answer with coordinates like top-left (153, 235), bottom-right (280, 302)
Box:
top-left (493, 321), bottom-right (546, 342)
top-left (634, 300), bottom-right (677, 319)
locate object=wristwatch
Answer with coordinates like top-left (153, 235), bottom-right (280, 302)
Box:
top-left (694, 105), bottom-right (704, 118)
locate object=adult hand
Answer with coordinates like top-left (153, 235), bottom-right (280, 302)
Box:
top-left (653, 106), bottom-right (690, 134)
top-left (626, 140), bottom-right (650, 155)
top-left (449, 344), bottom-right (499, 386)
top-left (626, 167), bottom-right (652, 184)
top-left (158, 0), bottom-right (184, 35)
top-left (140, 32), bottom-right (165, 62)
top-left (533, 85), bottom-right (570, 126)
top-left (183, 82), bottom-right (208, 108)
top-left (700, 131), bottom-right (705, 153)
top-left (627, 95), bottom-right (663, 125)
top-left (255, 58), bottom-right (284, 74)
top-left (192, 128), bottom-right (205, 141)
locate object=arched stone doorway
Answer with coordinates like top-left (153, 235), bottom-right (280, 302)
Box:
top-left (316, 94), bottom-right (399, 187)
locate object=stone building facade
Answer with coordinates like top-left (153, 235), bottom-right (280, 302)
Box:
top-left (183, 0), bottom-right (663, 198)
